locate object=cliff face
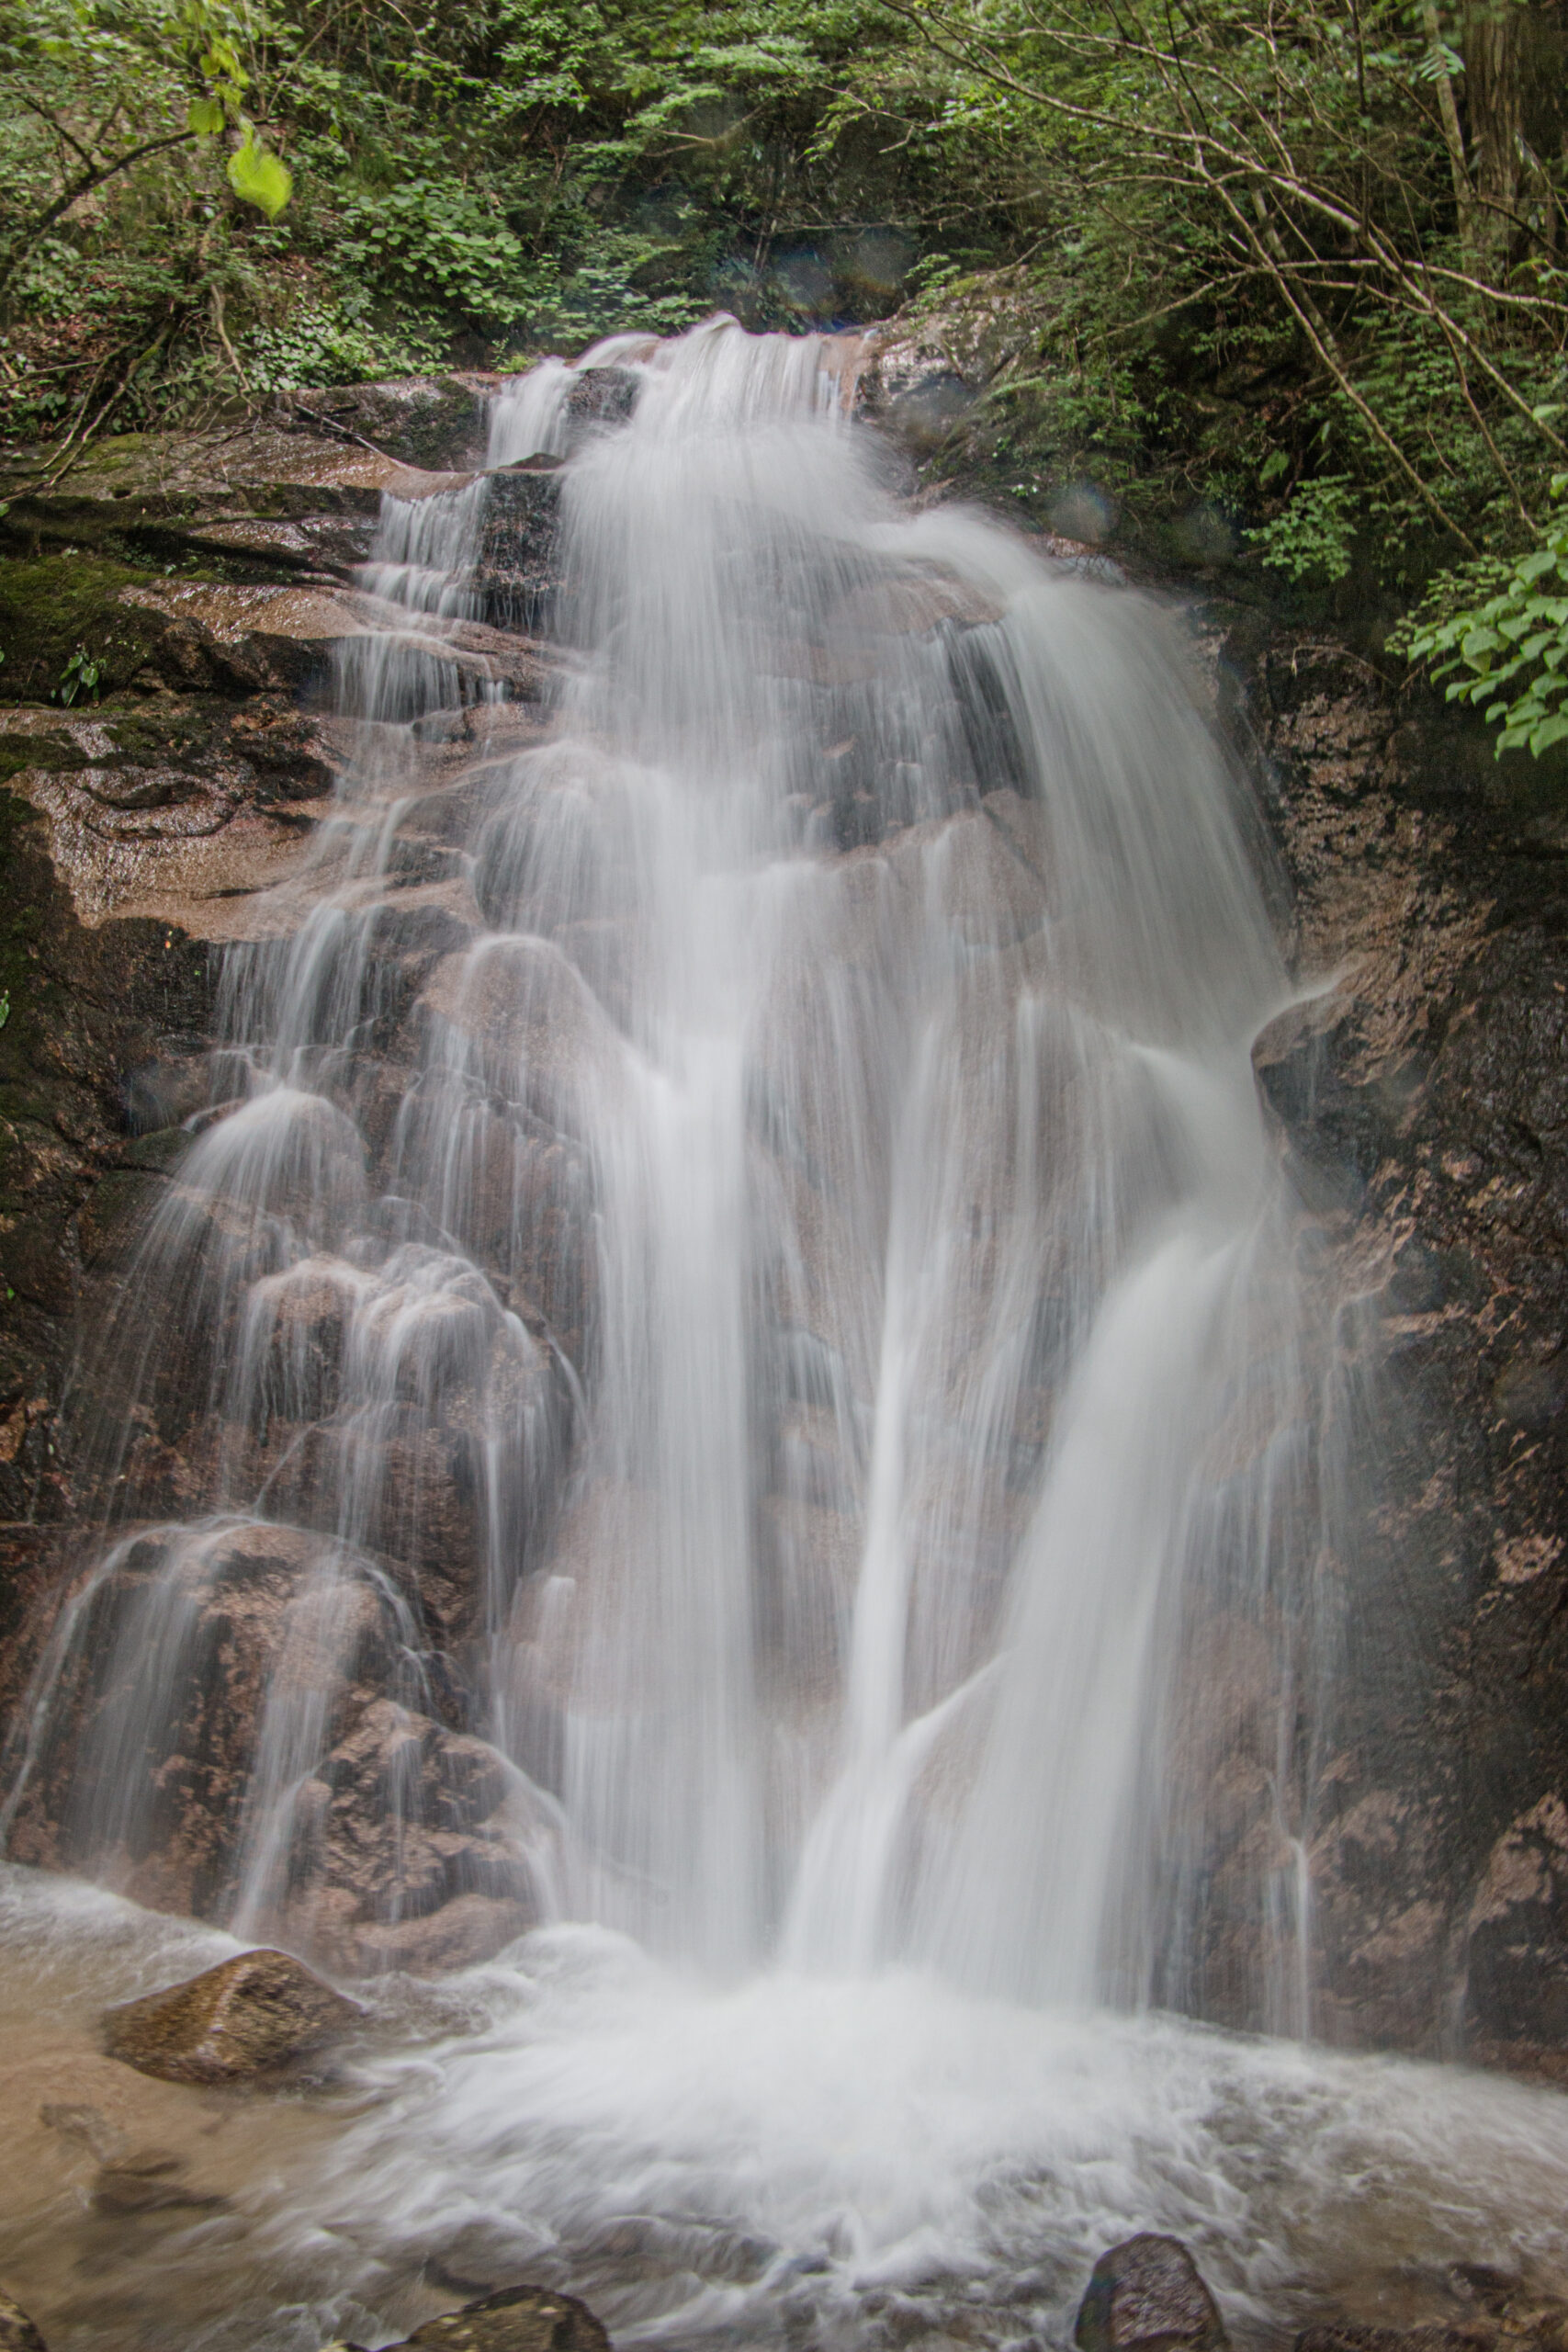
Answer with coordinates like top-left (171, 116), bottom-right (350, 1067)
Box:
top-left (1, 377), bottom-right (1566, 2060)
top-left (1228, 628), bottom-right (1568, 2074)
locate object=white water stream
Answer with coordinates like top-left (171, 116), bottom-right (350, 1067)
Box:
top-left (1, 318), bottom-right (1564, 2349)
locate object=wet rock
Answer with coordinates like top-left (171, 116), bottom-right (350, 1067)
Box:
top-left (3, 690), bottom-right (335, 930)
top-left (477, 471), bottom-right (562, 634)
top-left (374, 2284), bottom-right (612, 2352)
top-left (1213, 624), bottom-right (1568, 2064)
top-left (91, 2147), bottom-right (229, 2214)
top-left (419, 935), bottom-right (626, 1129)
top-left (6, 1522), bottom-right (386, 1904)
top-left (565, 367), bottom-right (639, 434)
top-left (274, 1698), bottom-right (544, 1976)
top-left (1075, 2235), bottom-right (1228, 2352)
top-left (276, 377), bottom-right (492, 471)
top-left (0, 419), bottom-right (465, 549)
top-left (0, 2291), bottom-right (47, 2352)
top-left (346, 1890), bottom-right (535, 1975)
top-left (118, 580), bottom-right (555, 705)
top-left (1464, 1795), bottom-right (1568, 2049)
top-left (858, 298), bottom-right (1032, 441)
top-left (101, 1946), bottom-right (362, 2083)
top-left (1293, 2328), bottom-right (1488, 2352)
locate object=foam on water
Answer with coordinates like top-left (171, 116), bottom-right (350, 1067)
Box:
top-left (2, 1867), bottom-right (1567, 2352)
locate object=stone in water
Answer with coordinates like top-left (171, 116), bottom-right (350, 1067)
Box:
top-left (102, 1948), bottom-right (362, 2085)
top-left (1076, 2235), bottom-right (1228, 2352)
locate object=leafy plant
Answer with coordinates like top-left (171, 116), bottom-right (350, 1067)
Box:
top-left (1399, 482), bottom-right (1568, 758)
top-left (52, 647), bottom-right (102, 707)
top-left (1249, 477), bottom-right (1359, 586)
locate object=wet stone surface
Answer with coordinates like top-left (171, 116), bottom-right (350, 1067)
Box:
top-left (1075, 2236), bottom-right (1228, 2352)
top-left (0, 2294), bottom-right (45, 2352)
top-left (340, 2286), bottom-right (613, 2352)
top-left (100, 1947), bottom-right (363, 2083)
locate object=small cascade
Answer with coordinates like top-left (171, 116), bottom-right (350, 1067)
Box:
top-left (5, 314), bottom-right (1350, 2021)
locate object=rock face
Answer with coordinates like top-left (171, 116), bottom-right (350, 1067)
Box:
top-left (1205, 625), bottom-right (1568, 2069)
top-left (101, 1946), bottom-right (363, 2082)
top-left (0, 379), bottom-right (569, 1977)
top-left (1075, 2236), bottom-right (1228, 2352)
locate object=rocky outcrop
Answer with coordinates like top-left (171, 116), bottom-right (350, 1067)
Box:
top-left (0, 380), bottom-right (569, 1975)
top-left (1209, 625), bottom-right (1568, 2070)
top-left (101, 1945), bottom-right (362, 2083)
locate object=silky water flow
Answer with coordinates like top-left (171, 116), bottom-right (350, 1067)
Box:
top-left (1, 318), bottom-right (1566, 2352)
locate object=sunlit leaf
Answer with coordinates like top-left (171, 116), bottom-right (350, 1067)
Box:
top-left (227, 131), bottom-right (292, 218)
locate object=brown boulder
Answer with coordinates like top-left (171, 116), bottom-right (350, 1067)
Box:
top-left (1075, 2235), bottom-right (1228, 2352)
top-left (271, 1700), bottom-right (543, 1975)
top-left (101, 1946), bottom-right (362, 2084)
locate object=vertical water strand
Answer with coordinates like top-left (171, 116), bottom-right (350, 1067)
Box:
top-left (518, 334), bottom-right (851, 1967)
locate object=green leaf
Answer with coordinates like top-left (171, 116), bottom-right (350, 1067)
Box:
top-left (187, 95), bottom-right (225, 136)
top-left (1530, 715), bottom-right (1568, 755)
top-left (227, 132), bottom-right (292, 219)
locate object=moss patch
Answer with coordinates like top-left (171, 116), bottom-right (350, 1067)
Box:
top-left (0, 553), bottom-right (175, 705)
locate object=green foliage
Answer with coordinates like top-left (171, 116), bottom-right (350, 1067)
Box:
top-left (333, 182), bottom-right (530, 329)
top-left (243, 298), bottom-right (446, 391)
top-left (2, 0), bottom-right (953, 430)
top-left (2, 0), bottom-right (1565, 703)
top-left (226, 130), bottom-right (291, 220)
top-left (1399, 481), bottom-right (1568, 758)
top-left (1249, 478), bottom-right (1359, 585)
top-left (854, 0), bottom-right (1567, 595)
top-left (51, 648), bottom-right (102, 707)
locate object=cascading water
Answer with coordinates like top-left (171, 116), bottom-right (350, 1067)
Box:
top-left (3, 316), bottom-right (1567, 2352)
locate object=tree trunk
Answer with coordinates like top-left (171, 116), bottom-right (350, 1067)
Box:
top-left (1463, 0), bottom-right (1527, 277)
top-left (1422, 0), bottom-right (1476, 247)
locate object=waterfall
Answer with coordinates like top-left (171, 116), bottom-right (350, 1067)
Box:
top-left (2, 314), bottom-right (1344, 2023)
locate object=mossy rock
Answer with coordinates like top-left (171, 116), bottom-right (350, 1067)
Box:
top-left (0, 723), bottom-right (89, 786)
top-left (282, 377), bottom-right (490, 469)
top-left (0, 554), bottom-right (172, 704)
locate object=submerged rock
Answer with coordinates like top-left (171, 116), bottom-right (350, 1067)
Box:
top-left (396, 2287), bottom-right (609, 2351)
top-left (327, 2286), bottom-right (611, 2352)
top-left (0, 2292), bottom-right (45, 2352)
top-left (1294, 2329), bottom-right (1487, 2352)
top-left (101, 1947), bottom-right (362, 2083)
top-left (91, 2146), bottom-right (229, 2214)
top-left (1075, 2235), bottom-right (1228, 2352)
